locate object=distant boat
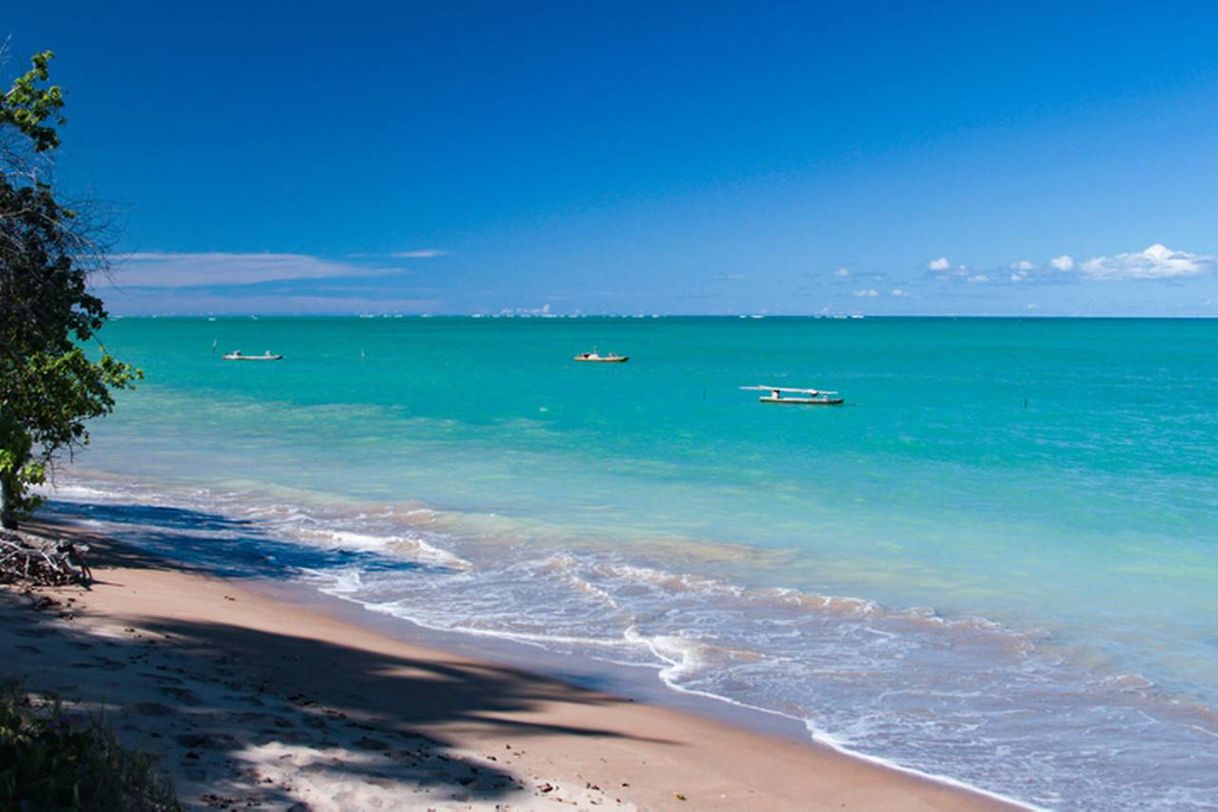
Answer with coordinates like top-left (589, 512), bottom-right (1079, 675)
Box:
top-left (740, 385), bottom-right (843, 405)
top-left (574, 351), bottom-right (629, 363)
top-left (223, 350), bottom-right (284, 361)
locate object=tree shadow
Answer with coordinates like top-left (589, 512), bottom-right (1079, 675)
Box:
top-left (47, 501), bottom-right (259, 535)
top-left (8, 507), bottom-right (680, 805)
top-left (2, 585), bottom-right (672, 808)
top-left (34, 500), bottom-right (442, 580)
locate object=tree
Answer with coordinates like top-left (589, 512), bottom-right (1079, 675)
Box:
top-left (0, 48), bottom-right (139, 529)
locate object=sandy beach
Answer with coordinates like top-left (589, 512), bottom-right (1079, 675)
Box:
top-left (0, 521), bottom-right (1017, 811)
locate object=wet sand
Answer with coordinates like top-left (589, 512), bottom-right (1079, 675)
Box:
top-left (1, 523), bottom-right (1019, 810)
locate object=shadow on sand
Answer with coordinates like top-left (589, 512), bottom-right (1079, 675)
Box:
top-left (37, 499), bottom-right (437, 580)
top-left (4, 514), bottom-right (670, 807)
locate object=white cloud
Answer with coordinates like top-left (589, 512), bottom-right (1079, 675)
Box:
top-left (1050, 255), bottom-right (1075, 272)
top-left (105, 291), bottom-right (442, 316)
top-left (890, 288), bottom-right (911, 297)
top-left (927, 257), bottom-right (950, 271)
top-left (834, 266), bottom-right (851, 277)
top-left (1010, 273), bottom-right (1025, 282)
top-left (1079, 244), bottom-right (1214, 280)
top-left (967, 274), bottom-right (990, 283)
top-left (389, 249), bottom-right (448, 258)
top-left (104, 252), bottom-right (391, 289)
top-left (1013, 259), bottom-right (1034, 271)
top-left (852, 288), bottom-right (880, 297)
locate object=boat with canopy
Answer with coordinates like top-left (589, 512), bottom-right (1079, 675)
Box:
top-left (573, 351), bottom-right (629, 363)
top-left (223, 350), bottom-right (284, 361)
top-left (740, 385), bottom-right (843, 405)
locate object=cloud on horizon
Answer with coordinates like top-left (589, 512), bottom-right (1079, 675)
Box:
top-left (104, 251), bottom-right (399, 289)
top-left (1079, 244), bottom-right (1214, 280)
top-left (96, 251), bottom-right (447, 314)
top-left (94, 243), bottom-right (1218, 317)
top-left (924, 245), bottom-right (1214, 289)
top-left (388, 249), bottom-right (448, 258)
top-left (110, 293), bottom-right (443, 316)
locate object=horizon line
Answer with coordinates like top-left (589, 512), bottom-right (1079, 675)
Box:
top-left (109, 313), bottom-right (1218, 320)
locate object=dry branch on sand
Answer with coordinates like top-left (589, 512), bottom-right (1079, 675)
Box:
top-left (0, 530), bottom-right (91, 586)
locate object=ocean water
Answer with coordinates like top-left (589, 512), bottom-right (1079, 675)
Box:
top-left (46, 316), bottom-right (1218, 809)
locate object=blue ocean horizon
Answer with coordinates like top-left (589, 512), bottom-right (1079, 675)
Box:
top-left (55, 316), bottom-right (1218, 809)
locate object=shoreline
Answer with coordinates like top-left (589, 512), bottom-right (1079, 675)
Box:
top-left (3, 520), bottom-right (1020, 810)
top-left (249, 577), bottom-right (821, 745)
top-left (277, 579), bottom-right (1036, 810)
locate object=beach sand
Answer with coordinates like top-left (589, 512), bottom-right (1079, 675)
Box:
top-left (2, 522), bottom-right (1017, 811)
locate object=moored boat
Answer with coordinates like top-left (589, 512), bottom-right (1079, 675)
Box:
top-left (573, 351), bottom-right (629, 363)
top-left (223, 350), bottom-right (284, 361)
top-left (740, 385), bottom-right (843, 405)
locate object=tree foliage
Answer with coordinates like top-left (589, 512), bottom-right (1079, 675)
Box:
top-left (0, 50), bottom-right (64, 153)
top-left (0, 48), bottom-right (140, 528)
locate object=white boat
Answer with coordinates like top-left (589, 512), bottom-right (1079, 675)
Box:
top-left (223, 350), bottom-right (284, 361)
top-left (573, 351), bottom-right (629, 363)
top-left (740, 385), bottom-right (843, 405)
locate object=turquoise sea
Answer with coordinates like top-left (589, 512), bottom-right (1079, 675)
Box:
top-left (48, 317), bottom-right (1218, 809)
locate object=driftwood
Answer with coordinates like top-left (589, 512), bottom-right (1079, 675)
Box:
top-left (0, 530), bottom-right (92, 586)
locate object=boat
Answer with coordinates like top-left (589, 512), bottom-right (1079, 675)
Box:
top-left (573, 351), bottom-right (629, 363)
top-left (740, 385), bottom-right (843, 405)
top-left (223, 350), bottom-right (284, 361)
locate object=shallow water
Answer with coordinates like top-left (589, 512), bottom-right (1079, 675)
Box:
top-left (49, 316), bottom-right (1218, 809)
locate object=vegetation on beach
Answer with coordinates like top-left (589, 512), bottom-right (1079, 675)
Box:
top-left (0, 47), bottom-right (139, 530)
top-left (0, 681), bottom-right (179, 810)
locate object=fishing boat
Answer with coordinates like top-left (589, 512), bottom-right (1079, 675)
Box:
top-left (223, 350), bottom-right (284, 361)
top-left (573, 351), bottom-right (629, 363)
top-left (740, 385), bottom-right (843, 405)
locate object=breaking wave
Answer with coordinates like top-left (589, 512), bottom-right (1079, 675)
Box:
top-left (39, 474), bottom-right (1218, 810)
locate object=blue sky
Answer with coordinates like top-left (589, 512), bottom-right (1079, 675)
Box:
top-left (8, 1), bottom-right (1218, 315)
